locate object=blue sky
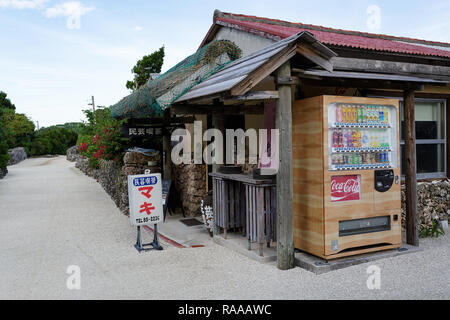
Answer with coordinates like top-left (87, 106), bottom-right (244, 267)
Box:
top-left (0, 0), bottom-right (449, 127)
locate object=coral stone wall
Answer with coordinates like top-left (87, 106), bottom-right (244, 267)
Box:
top-left (8, 147), bottom-right (27, 165)
top-left (401, 179), bottom-right (450, 230)
top-left (74, 151), bottom-right (161, 215)
top-left (172, 161), bottom-right (207, 216)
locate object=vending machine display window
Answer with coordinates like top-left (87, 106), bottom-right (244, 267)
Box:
top-left (328, 103), bottom-right (398, 171)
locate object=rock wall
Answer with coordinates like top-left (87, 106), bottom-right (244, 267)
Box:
top-left (7, 147), bottom-right (27, 165)
top-left (401, 179), bottom-right (450, 230)
top-left (66, 146), bottom-right (78, 162)
top-left (74, 151), bottom-right (161, 215)
top-left (172, 161), bottom-right (207, 216)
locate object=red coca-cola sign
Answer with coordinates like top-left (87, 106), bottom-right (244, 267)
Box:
top-left (331, 175), bottom-right (361, 202)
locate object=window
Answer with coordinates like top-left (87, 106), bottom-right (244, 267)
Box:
top-left (400, 100), bottom-right (447, 179)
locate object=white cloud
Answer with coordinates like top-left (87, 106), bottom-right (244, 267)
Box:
top-left (0, 0), bottom-right (48, 9)
top-left (134, 26), bottom-right (143, 32)
top-left (45, 1), bottom-right (95, 30)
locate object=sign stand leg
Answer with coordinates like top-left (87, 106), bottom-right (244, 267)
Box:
top-left (134, 225), bottom-right (163, 252)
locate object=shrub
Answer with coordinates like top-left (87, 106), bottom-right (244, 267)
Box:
top-left (77, 108), bottom-right (128, 168)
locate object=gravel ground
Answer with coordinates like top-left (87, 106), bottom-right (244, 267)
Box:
top-left (0, 156), bottom-right (448, 300)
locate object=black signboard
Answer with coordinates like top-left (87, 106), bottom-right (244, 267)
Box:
top-left (120, 125), bottom-right (163, 138)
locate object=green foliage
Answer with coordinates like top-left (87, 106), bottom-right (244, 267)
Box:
top-left (126, 46), bottom-right (165, 91)
top-left (1, 110), bottom-right (35, 149)
top-left (0, 95), bottom-right (11, 168)
top-left (419, 219), bottom-right (445, 238)
top-left (0, 91), bottom-right (16, 111)
top-left (0, 140), bottom-right (9, 168)
top-left (77, 108), bottom-right (128, 168)
top-left (28, 126), bottom-right (78, 156)
top-left (55, 122), bottom-right (87, 135)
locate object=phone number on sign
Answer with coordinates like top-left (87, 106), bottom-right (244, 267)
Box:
top-left (136, 216), bottom-right (160, 224)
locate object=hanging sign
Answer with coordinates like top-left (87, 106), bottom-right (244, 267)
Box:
top-left (121, 125), bottom-right (163, 138)
top-left (128, 173), bottom-right (164, 225)
top-left (331, 175), bottom-right (361, 202)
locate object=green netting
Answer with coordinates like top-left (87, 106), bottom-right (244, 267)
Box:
top-left (110, 40), bottom-right (242, 119)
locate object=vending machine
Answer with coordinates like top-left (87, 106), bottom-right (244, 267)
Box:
top-left (292, 95), bottom-right (402, 260)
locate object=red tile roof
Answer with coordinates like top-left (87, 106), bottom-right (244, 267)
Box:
top-left (204, 12), bottom-right (450, 59)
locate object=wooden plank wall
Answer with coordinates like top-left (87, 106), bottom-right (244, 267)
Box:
top-left (292, 96), bottom-right (325, 257)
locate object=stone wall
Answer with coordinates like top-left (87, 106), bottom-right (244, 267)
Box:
top-left (401, 179), bottom-right (450, 230)
top-left (8, 147), bottom-right (27, 165)
top-left (74, 151), bottom-right (161, 215)
top-left (66, 146), bottom-right (78, 162)
top-left (172, 161), bottom-right (207, 216)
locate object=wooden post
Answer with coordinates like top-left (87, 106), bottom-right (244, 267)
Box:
top-left (275, 61), bottom-right (295, 270)
top-left (403, 88), bottom-right (419, 246)
top-left (163, 110), bottom-right (172, 180)
top-left (211, 113), bottom-right (224, 173)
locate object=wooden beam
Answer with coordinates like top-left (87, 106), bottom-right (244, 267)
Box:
top-left (364, 90), bottom-right (450, 100)
top-left (231, 45), bottom-right (297, 96)
top-left (300, 78), bottom-right (425, 91)
top-left (275, 61), bottom-right (295, 270)
top-left (229, 91), bottom-right (279, 101)
top-left (297, 44), bottom-right (334, 72)
top-left (403, 88), bottom-right (419, 246)
top-left (276, 76), bottom-right (300, 85)
top-left (332, 57), bottom-right (450, 81)
top-left (171, 104), bottom-right (264, 115)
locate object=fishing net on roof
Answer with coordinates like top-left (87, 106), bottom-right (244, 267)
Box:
top-left (110, 40), bottom-right (242, 119)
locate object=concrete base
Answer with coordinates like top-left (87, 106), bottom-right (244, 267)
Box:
top-left (156, 213), bottom-right (213, 247)
top-left (295, 244), bottom-right (422, 274)
top-left (213, 233), bottom-right (277, 263)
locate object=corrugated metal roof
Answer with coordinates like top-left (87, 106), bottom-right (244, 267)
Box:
top-left (202, 12), bottom-right (450, 59)
top-left (176, 31), bottom-right (336, 103)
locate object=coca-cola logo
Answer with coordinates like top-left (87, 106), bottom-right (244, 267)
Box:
top-left (331, 175), bottom-right (360, 202)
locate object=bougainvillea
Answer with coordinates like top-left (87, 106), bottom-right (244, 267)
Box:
top-left (77, 108), bottom-right (128, 168)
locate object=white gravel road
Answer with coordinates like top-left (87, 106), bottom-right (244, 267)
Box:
top-left (0, 156), bottom-right (448, 299)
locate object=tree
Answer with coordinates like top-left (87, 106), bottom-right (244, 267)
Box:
top-left (0, 91), bottom-right (16, 111)
top-left (1, 110), bottom-right (35, 149)
top-left (126, 46), bottom-right (165, 91)
top-left (0, 108), bottom-right (9, 168)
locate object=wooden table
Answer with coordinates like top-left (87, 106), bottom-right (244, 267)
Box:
top-left (210, 172), bottom-right (277, 257)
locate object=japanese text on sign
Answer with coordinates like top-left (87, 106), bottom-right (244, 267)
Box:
top-left (128, 173), bottom-right (164, 226)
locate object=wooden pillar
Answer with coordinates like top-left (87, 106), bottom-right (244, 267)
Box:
top-left (162, 110), bottom-right (172, 180)
top-left (403, 88), bottom-right (419, 246)
top-left (275, 61), bottom-right (295, 270)
top-left (211, 113), bottom-right (224, 173)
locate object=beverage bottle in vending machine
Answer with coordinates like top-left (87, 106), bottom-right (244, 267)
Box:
top-left (358, 107), bottom-right (363, 123)
top-left (352, 107), bottom-right (357, 123)
top-left (347, 130), bottom-right (353, 147)
top-left (336, 106), bottom-right (342, 123)
top-left (338, 128), bottom-right (343, 147)
top-left (332, 129), bottom-right (338, 147)
top-left (362, 131), bottom-right (369, 148)
top-left (379, 106), bottom-right (384, 123)
top-left (383, 107), bottom-right (389, 124)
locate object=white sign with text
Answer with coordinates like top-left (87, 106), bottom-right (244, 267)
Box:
top-left (128, 173), bottom-right (163, 226)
